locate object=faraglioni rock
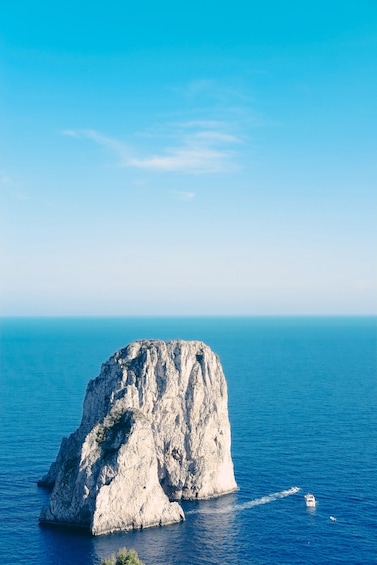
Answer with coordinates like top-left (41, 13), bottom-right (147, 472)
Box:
top-left (39, 339), bottom-right (237, 535)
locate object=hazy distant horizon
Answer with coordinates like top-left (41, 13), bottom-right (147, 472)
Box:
top-left (1, 313), bottom-right (375, 320)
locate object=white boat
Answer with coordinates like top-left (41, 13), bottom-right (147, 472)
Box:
top-left (304, 493), bottom-right (316, 507)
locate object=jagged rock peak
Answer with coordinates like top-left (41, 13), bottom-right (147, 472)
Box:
top-left (39, 339), bottom-right (237, 535)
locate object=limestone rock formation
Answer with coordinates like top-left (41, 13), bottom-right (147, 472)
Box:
top-left (39, 339), bottom-right (237, 535)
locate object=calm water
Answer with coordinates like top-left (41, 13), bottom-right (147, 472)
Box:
top-left (0, 317), bottom-right (376, 564)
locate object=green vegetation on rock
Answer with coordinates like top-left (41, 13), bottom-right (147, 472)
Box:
top-left (101, 546), bottom-right (145, 565)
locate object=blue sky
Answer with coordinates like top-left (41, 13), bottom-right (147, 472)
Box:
top-left (1, 0), bottom-right (376, 315)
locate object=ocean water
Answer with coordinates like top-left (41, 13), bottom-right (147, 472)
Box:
top-left (0, 316), bottom-right (376, 565)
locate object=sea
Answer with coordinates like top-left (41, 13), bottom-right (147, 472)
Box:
top-left (0, 316), bottom-right (376, 565)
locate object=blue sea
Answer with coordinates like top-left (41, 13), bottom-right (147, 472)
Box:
top-left (0, 317), bottom-right (376, 564)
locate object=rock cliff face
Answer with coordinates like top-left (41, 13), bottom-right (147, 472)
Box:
top-left (39, 339), bottom-right (237, 535)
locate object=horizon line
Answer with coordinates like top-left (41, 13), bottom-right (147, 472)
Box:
top-left (1, 313), bottom-right (376, 319)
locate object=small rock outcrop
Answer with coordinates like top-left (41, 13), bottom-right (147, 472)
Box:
top-left (39, 340), bottom-right (237, 535)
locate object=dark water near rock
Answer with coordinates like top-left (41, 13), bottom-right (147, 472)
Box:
top-left (0, 317), bottom-right (376, 564)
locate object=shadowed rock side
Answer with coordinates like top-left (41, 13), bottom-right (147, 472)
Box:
top-left (39, 340), bottom-right (237, 535)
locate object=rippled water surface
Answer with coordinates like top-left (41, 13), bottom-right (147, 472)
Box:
top-left (0, 317), bottom-right (376, 564)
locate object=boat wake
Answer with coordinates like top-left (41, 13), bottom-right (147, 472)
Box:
top-left (186, 487), bottom-right (300, 515)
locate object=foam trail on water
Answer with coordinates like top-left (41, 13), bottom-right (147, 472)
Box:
top-left (235, 486), bottom-right (300, 512)
top-left (186, 487), bottom-right (300, 515)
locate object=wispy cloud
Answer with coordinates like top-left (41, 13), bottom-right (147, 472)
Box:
top-left (176, 120), bottom-right (229, 129)
top-left (61, 122), bottom-right (242, 174)
top-left (62, 128), bottom-right (130, 154)
top-left (61, 129), bottom-right (80, 138)
top-left (0, 170), bottom-right (29, 200)
top-left (177, 78), bottom-right (254, 105)
top-left (172, 190), bottom-right (196, 201)
top-left (126, 145), bottom-right (236, 174)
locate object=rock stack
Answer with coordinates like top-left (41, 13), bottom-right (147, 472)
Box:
top-left (39, 340), bottom-right (237, 535)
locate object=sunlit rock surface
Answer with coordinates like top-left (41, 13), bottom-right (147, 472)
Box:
top-left (39, 339), bottom-right (237, 535)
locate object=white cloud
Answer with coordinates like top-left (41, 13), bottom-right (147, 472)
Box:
top-left (190, 130), bottom-right (241, 143)
top-left (62, 123), bottom-right (242, 174)
top-left (61, 129), bottom-right (80, 138)
top-left (127, 146), bottom-right (235, 173)
top-left (172, 190), bottom-right (196, 201)
top-left (176, 120), bottom-right (228, 129)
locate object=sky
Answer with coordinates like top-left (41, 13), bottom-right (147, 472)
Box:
top-left (1, 0), bottom-right (376, 316)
